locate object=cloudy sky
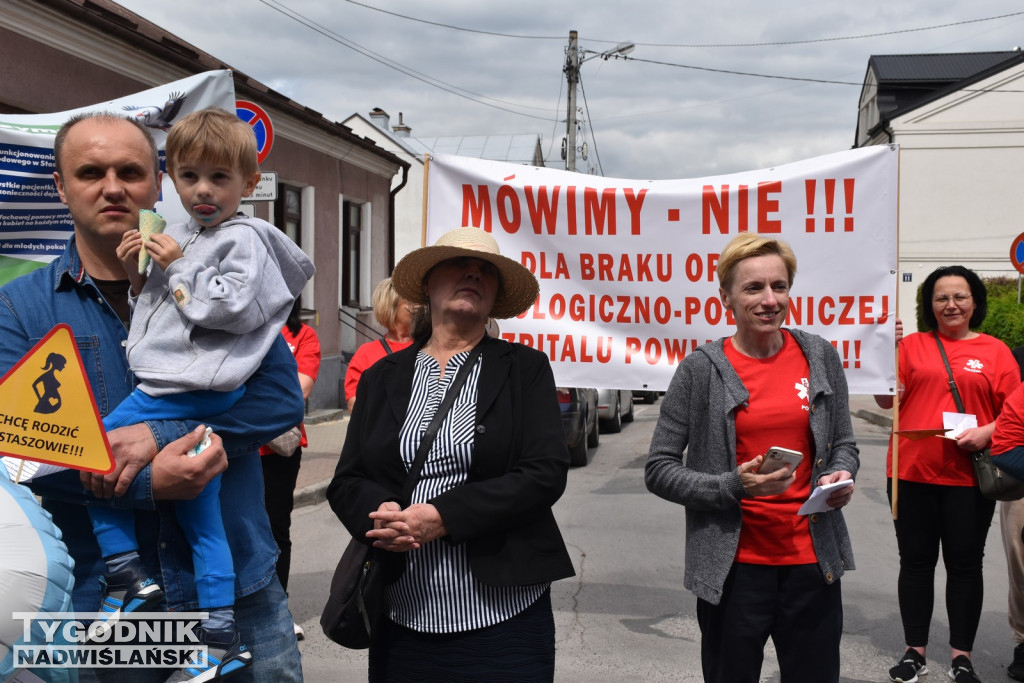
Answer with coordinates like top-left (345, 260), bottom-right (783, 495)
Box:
top-left (115, 1), bottom-right (1024, 180)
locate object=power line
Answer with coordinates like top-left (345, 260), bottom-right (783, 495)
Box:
top-left (623, 55), bottom-right (862, 86)
top-left (340, 0), bottom-right (564, 40)
top-left (261, 0), bottom-right (1024, 146)
top-left (545, 75), bottom-right (566, 163)
top-left (619, 54), bottom-right (1024, 92)
top-left (338, 1), bottom-right (1024, 50)
top-left (577, 72), bottom-right (604, 176)
top-left (257, 0), bottom-right (554, 120)
top-left (632, 11), bottom-right (1024, 48)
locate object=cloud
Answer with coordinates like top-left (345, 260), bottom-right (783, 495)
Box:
top-left (115, 0), bottom-right (1024, 178)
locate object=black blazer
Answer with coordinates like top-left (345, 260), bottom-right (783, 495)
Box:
top-left (327, 335), bottom-right (575, 587)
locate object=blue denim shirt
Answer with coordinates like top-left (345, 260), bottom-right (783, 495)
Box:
top-left (0, 235), bottom-right (305, 611)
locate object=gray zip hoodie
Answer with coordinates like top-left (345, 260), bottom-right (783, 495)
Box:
top-left (126, 215), bottom-right (315, 396)
top-left (645, 329), bottom-right (859, 605)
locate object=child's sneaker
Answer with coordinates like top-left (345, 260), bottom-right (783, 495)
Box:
top-left (166, 628), bottom-right (253, 682)
top-left (92, 567), bottom-right (163, 637)
top-left (889, 648), bottom-right (928, 682)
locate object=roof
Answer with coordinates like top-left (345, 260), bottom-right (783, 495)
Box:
top-left (404, 134), bottom-right (545, 166)
top-left (342, 113), bottom-right (424, 160)
top-left (869, 52), bottom-right (1022, 83)
top-left (858, 49), bottom-right (1024, 143)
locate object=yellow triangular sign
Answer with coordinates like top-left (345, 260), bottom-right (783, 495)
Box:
top-left (0, 324), bottom-right (114, 474)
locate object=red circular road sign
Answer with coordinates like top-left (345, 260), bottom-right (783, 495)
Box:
top-left (235, 100), bottom-right (274, 164)
top-left (1011, 232), bottom-right (1024, 275)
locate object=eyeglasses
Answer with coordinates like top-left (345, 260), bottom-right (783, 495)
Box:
top-left (932, 294), bottom-right (972, 306)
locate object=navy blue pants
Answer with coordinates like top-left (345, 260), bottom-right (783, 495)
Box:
top-left (369, 588), bottom-right (555, 682)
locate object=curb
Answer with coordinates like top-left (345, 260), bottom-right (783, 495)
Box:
top-left (304, 409), bottom-right (346, 425)
top-left (295, 479), bottom-right (329, 509)
top-left (853, 408), bottom-right (893, 430)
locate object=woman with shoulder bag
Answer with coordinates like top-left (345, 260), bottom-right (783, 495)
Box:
top-left (327, 226), bottom-right (574, 682)
top-left (874, 265), bottom-right (1019, 683)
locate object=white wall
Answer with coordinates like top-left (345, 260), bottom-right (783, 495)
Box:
top-left (343, 116), bottom-right (425, 261)
top-left (884, 64), bottom-right (1024, 330)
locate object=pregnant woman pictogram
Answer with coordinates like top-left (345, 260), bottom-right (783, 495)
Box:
top-left (32, 352), bottom-right (67, 414)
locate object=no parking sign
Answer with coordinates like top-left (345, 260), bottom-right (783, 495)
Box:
top-left (236, 100), bottom-right (274, 164)
top-left (1011, 232), bottom-right (1024, 275)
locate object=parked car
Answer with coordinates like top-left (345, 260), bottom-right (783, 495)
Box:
top-left (632, 389), bottom-right (660, 404)
top-left (597, 389), bottom-right (634, 433)
top-left (557, 387), bottom-right (599, 467)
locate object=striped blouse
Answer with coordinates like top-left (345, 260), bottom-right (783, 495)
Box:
top-left (386, 349), bottom-right (548, 633)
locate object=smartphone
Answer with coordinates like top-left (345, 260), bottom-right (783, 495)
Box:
top-left (759, 446), bottom-right (803, 475)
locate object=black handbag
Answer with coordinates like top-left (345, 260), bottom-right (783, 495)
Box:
top-left (934, 333), bottom-right (1024, 501)
top-left (321, 343), bottom-right (484, 648)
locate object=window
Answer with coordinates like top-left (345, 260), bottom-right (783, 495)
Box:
top-left (342, 200), bottom-right (362, 307)
top-left (274, 184), bottom-right (303, 247)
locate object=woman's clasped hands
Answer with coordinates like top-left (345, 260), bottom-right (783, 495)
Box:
top-left (367, 501), bottom-right (448, 552)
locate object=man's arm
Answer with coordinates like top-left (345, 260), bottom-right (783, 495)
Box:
top-left (83, 335), bottom-right (304, 503)
top-left (29, 426), bottom-right (226, 506)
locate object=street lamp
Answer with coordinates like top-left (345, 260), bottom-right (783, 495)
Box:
top-left (563, 31), bottom-right (634, 173)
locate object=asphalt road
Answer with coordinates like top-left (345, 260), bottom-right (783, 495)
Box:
top-left (286, 400), bottom-right (1017, 682)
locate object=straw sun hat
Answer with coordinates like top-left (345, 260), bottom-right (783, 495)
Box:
top-left (391, 226), bottom-right (539, 319)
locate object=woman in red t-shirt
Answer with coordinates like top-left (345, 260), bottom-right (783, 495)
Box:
top-left (259, 300), bottom-right (321, 640)
top-left (646, 234), bottom-right (858, 683)
top-left (344, 277), bottom-right (415, 412)
top-left (875, 265), bottom-right (1018, 683)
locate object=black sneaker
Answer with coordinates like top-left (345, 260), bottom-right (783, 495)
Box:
top-left (91, 567), bottom-right (163, 637)
top-left (948, 655), bottom-right (980, 683)
top-left (166, 628), bottom-right (253, 682)
top-left (889, 648), bottom-right (928, 682)
top-left (1009, 644), bottom-right (1024, 681)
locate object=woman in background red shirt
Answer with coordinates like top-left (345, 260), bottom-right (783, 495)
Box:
top-left (876, 265), bottom-right (1018, 683)
top-left (260, 299), bottom-right (321, 640)
top-left (344, 277), bottom-right (414, 412)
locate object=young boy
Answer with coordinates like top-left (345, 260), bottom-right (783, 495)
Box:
top-left (89, 107), bottom-right (314, 680)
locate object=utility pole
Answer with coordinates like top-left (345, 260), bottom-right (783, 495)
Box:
top-left (564, 30), bottom-right (579, 172)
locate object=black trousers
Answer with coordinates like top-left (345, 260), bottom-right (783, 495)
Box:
top-left (261, 448), bottom-right (302, 592)
top-left (697, 562), bottom-right (843, 683)
top-left (888, 478), bottom-right (996, 651)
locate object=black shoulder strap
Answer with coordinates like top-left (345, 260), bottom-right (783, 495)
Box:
top-left (379, 338), bottom-right (394, 355)
top-left (400, 343), bottom-right (484, 503)
top-left (933, 331), bottom-right (966, 413)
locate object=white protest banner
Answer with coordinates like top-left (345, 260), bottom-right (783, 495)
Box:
top-left (425, 146), bottom-right (898, 395)
top-left (0, 70), bottom-right (236, 286)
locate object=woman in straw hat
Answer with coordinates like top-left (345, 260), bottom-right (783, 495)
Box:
top-left (328, 226), bottom-right (574, 681)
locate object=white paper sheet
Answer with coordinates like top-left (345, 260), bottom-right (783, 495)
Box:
top-left (943, 411), bottom-right (977, 439)
top-left (797, 479), bottom-right (855, 516)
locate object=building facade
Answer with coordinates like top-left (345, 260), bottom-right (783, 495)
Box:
top-left (854, 50), bottom-right (1024, 331)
